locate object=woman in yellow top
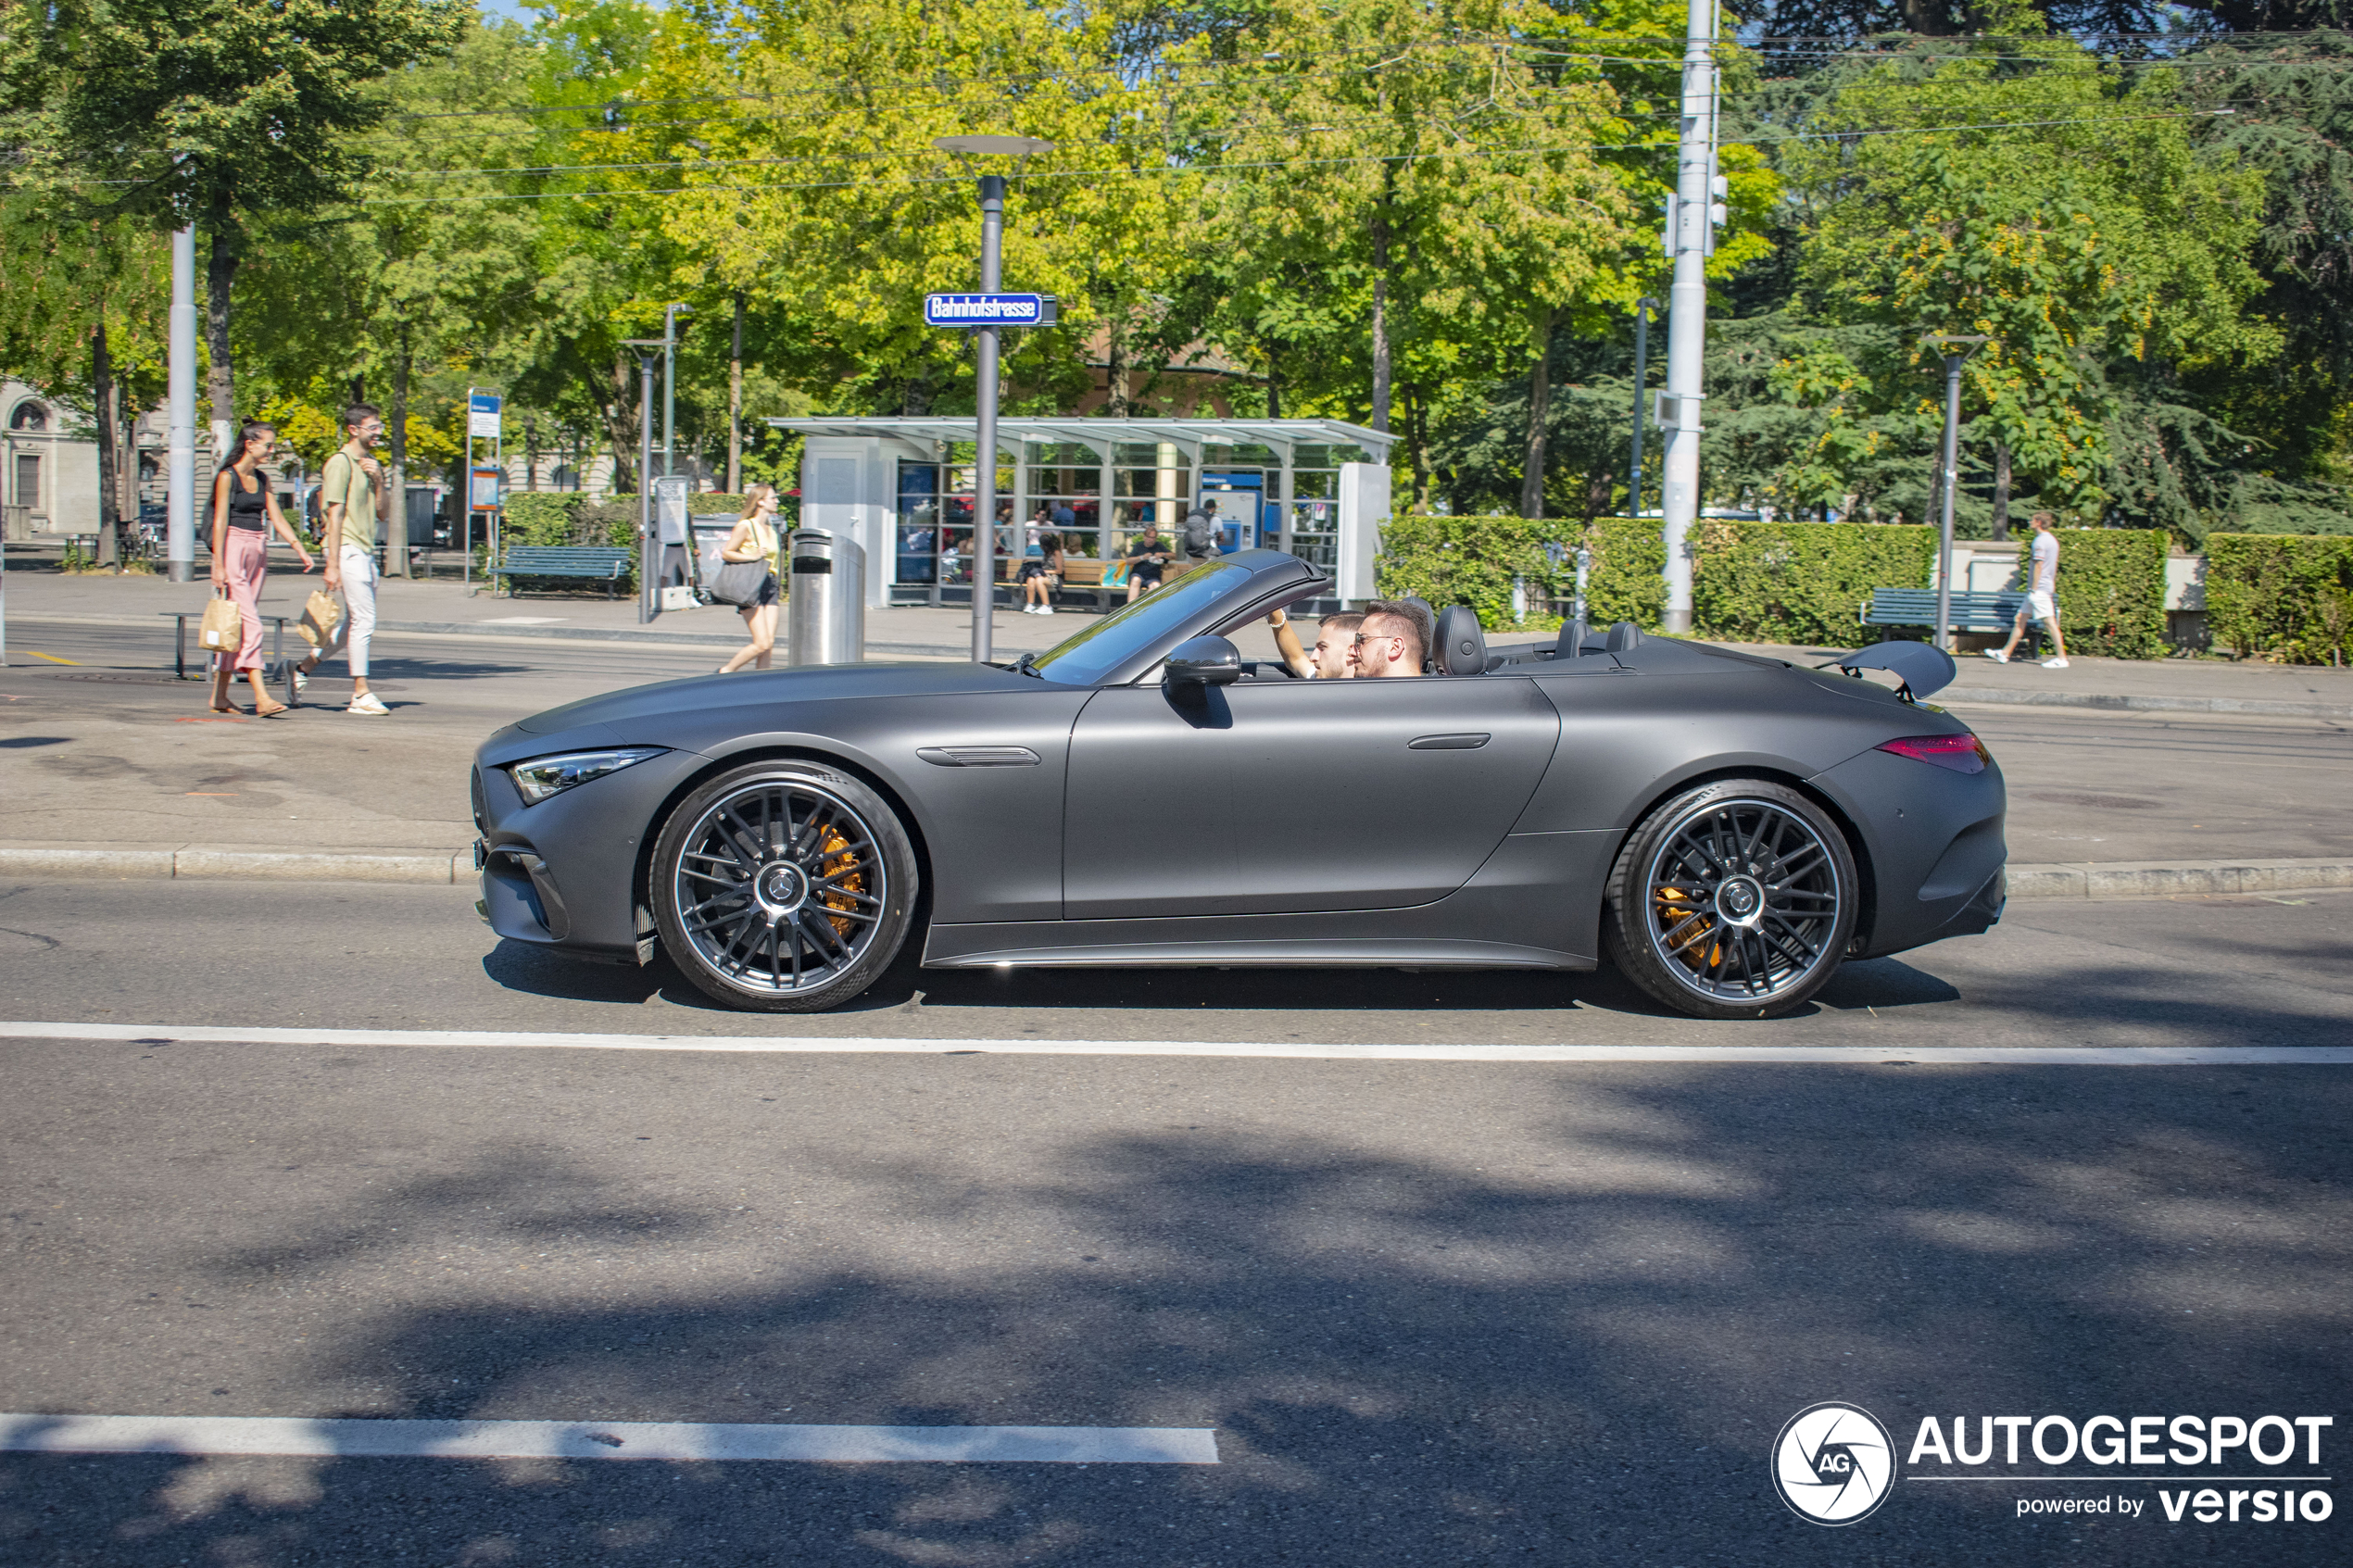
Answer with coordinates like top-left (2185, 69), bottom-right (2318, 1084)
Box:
top-left (715, 483), bottom-right (784, 673)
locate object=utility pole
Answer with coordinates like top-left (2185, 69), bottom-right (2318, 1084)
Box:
top-left (662, 303), bottom-right (690, 482)
top-left (1659, 0), bottom-right (1721, 633)
top-left (166, 222), bottom-right (197, 583)
top-left (727, 290), bottom-right (745, 495)
top-left (1628, 295), bottom-right (1657, 517)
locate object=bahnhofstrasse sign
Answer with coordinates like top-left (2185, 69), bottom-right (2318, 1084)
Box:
top-left (1774, 1403), bottom-right (2336, 1528)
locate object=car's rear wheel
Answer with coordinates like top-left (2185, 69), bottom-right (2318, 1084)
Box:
top-left (650, 759), bottom-right (919, 1012)
top-left (1604, 778), bottom-right (1857, 1021)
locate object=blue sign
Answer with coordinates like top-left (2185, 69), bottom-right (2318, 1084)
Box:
top-left (467, 391), bottom-right (502, 438)
top-left (925, 293), bottom-right (1045, 328)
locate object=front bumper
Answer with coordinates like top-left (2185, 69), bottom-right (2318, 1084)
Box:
top-left (472, 735), bottom-right (709, 961)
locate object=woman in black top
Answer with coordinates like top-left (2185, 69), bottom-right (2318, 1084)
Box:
top-left (208, 420), bottom-right (314, 715)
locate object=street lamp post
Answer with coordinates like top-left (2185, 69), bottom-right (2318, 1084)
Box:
top-left (1922, 333), bottom-right (1989, 653)
top-left (663, 304), bottom-right (690, 481)
top-left (935, 133), bottom-right (1054, 665)
top-left (1628, 295), bottom-right (1658, 517)
top-left (623, 339), bottom-right (666, 624)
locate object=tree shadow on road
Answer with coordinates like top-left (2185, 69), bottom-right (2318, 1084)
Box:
top-left (4, 1060), bottom-right (2347, 1566)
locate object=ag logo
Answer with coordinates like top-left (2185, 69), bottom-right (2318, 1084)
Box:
top-left (1771, 1402), bottom-right (1895, 1524)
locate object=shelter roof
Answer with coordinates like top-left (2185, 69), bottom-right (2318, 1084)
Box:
top-left (767, 415), bottom-right (1393, 463)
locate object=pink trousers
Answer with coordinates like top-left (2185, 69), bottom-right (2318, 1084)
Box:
top-left (214, 528), bottom-right (268, 672)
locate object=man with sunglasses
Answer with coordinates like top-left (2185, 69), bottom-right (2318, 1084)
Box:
top-left (1347, 600), bottom-right (1428, 677)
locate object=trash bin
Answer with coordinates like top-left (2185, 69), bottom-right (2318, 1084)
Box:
top-left (786, 528), bottom-right (864, 666)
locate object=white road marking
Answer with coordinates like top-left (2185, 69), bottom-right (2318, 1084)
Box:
top-left (0, 1022), bottom-right (2346, 1064)
top-left (0, 1414), bottom-right (1217, 1465)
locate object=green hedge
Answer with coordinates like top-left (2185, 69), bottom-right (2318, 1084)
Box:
top-left (499, 493), bottom-right (759, 551)
top-left (1377, 514), bottom-right (2170, 657)
top-left (1373, 514), bottom-right (1567, 629)
top-left (1577, 517), bottom-right (1667, 632)
top-left (2041, 527), bottom-right (2171, 659)
top-left (2206, 533), bottom-right (2353, 664)
top-left (1689, 518), bottom-right (1935, 646)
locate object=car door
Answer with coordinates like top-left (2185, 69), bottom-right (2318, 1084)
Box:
top-left (1062, 674), bottom-right (1561, 919)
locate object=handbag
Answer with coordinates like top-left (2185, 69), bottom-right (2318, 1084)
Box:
top-left (704, 558), bottom-right (769, 607)
top-left (197, 596), bottom-right (244, 653)
top-left (296, 587), bottom-right (342, 647)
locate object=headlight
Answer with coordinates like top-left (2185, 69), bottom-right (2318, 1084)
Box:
top-left (508, 747), bottom-right (666, 806)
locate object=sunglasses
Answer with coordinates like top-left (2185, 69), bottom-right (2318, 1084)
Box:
top-left (1351, 633), bottom-right (1402, 647)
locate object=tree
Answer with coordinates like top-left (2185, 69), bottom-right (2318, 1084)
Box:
top-left (0, 201), bottom-right (170, 549)
top-left (1782, 31), bottom-right (2276, 525)
top-left (0, 0), bottom-right (467, 439)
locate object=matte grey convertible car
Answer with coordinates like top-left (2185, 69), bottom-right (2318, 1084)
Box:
top-left (472, 548), bottom-right (2004, 1021)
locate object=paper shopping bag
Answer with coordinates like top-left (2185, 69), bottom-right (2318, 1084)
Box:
top-left (296, 587), bottom-right (342, 647)
top-left (197, 596), bottom-right (244, 653)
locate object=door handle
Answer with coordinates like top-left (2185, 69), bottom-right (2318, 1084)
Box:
top-left (1408, 733), bottom-right (1491, 750)
top-left (917, 746), bottom-right (1041, 767)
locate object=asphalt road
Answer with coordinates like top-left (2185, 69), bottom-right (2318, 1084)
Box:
top-left (0, 882), bottom-right (2347, 1565)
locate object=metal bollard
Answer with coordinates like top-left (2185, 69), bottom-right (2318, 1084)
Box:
top-left (786, 529), bottom-right (865, 666)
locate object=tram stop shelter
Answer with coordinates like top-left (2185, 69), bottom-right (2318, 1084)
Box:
top-left (768, 416), bottom-right (1394, 612)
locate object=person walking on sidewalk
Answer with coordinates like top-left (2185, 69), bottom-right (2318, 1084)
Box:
top-left (715, 483), bottom-right (783, 673)
top-left (298, 405), bottom-right (392, 714)
top-left (207, 420), bottom-right (314, 715)
top-left (1986, 511), bottom-right (2070, 669)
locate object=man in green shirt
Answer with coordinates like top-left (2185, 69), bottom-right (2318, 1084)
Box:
top-left (300, 404), bottom-right (391, 714)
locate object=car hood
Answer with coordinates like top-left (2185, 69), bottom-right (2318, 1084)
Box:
top-left (510, 660), bottom-right (1040, 737)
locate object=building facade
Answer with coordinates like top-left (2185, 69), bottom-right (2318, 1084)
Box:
top-left (1, 379), bottom-right (103, 541)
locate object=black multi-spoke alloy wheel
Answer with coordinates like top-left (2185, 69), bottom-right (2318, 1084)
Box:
top-left (1604, 779), bottom-right (1858, 1021)
top-left (650, 760), bottom-right (919, 1012)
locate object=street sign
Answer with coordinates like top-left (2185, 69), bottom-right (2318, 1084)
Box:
top-left (470, 466), bottom-right (501, 510)
top-left (925, 293), bottom-right (1055, 328)
top-left (468, 392), bottom-right (502, 438)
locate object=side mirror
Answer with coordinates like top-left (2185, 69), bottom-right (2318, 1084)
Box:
top-left (1164, 635), bottom-right (1242, 688)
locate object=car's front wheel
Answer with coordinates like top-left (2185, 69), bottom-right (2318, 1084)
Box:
top-left (1603, 778), bottom-right (1858, 1021)
top-left (650, 759), bottom-right (920, 1012)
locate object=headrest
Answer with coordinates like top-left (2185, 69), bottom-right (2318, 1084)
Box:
top-left (1554, 617), bottom-right (1592, 659)
top-left (1433, 605), bottom-right (1487, 676)
top-left (1605, 621), bottom-right (1643, 653)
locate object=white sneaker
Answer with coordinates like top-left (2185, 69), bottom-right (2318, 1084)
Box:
top-left (1041, 605), bottom-right (1055, 615)
top-left (2041, 656), bottom-right (2070, 669)
top-left (292, 667), bottom-right (309, 694)
top-left (1982, 649), bottom-right (2008, 663)
top-left (346, 692), bottom-right (389, 715)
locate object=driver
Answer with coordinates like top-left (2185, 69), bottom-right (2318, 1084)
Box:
top-left (1348, 601), bottom-right (1428, 678)
top-left (1266, 608), bottom-right (1362, 679)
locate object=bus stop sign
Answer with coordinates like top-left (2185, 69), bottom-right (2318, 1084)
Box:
top-left (925, 293), bottom-right (1056, 329)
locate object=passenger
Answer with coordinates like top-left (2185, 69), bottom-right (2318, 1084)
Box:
top-left (1266, 608), bottom-right (1363, 679)
top-left (1348, 600), bottom-right (1428, 678)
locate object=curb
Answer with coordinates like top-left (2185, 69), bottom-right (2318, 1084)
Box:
top-left (4, 846), bottom-right (2350, 901)
top-left (1937, 685), bottom-right (2352, 721)
top-left (2004, 858), bottom-right (2353, 901)
top-left (0, 846), bottom-right (466, 884)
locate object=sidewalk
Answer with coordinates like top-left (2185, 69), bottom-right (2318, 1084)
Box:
top-left (5, 565), bottom-right (1087, 660)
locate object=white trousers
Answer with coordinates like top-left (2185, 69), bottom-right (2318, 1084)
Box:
top-left (316, 546), bottom-right (378, 679)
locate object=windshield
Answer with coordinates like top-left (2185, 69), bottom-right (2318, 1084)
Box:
top-left (1025, 558), bottom-right (1258, 686)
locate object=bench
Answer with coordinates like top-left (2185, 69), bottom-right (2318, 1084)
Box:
top-left (1862, 588), bottom-right (2025, 637)
top-left (491, 546), bottom-right (635, 598)
top-left (163, 610), bottom-right (297, 707)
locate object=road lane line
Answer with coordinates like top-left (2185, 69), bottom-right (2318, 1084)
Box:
top-left (0, 1414), bottom-right (1217, 1465)
top-left (0, 1022), bottom-right (2347, 1064)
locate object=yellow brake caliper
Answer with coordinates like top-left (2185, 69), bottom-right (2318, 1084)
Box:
top-left (819, 826), bottom-right (863, 940)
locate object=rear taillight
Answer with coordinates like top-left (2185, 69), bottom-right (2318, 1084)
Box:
top-left (1877, 733), bottom-right (1991, 774)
